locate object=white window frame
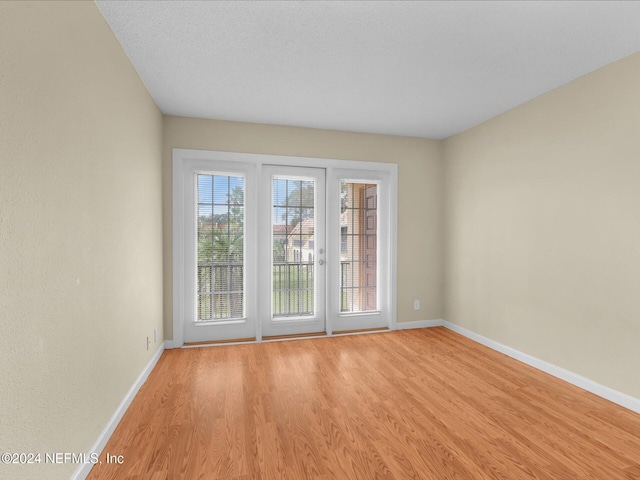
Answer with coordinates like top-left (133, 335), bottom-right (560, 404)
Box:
top-left (171, 148), bottom-right (397, 347)
top-left (326, 169), bottom-right (395, 333)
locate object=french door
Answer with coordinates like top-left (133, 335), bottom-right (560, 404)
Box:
top-left (260, 166), bottom-right (325, 338)
top-left (173, 150), bottom-right (397, 346)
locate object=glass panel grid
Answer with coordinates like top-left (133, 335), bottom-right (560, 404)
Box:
top-left (272, 177), bottom-right (315, 317)
top-left (340, 182), bottom-right (378, 313)
top-left (196, 174), bottom-right (244, 321)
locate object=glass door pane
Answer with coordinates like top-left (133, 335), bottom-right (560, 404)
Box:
top-left (261, 166), bottom-right (325, 337)
top-left (272, 177), bottom-right (316, 317)
top-left (196, 174), bottom-right (245, 321)
top-left (182, 160), bottom-right (257, 345)
top-left (340, 182), bottom-right (378, 313)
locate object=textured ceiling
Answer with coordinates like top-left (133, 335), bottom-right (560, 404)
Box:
top-left (96, 1), bottom-right (640, 139)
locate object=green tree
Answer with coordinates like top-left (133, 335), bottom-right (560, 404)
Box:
top-left (273, 237), bottom-right (286, 263)
top-left (341, 182), bottom-right (349, 213)
top-left (199, 185), bottom-right (244, 264)
top-left (281, 182), bottom-right (314, 227)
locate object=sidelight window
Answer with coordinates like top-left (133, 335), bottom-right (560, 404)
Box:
top-left (196, 174), bottom-right (245, 320)
top-left (340, 181), bottom-right (378, 313)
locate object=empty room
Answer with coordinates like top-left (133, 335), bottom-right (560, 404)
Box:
top-left (2, 1), bottom-right (640, 479)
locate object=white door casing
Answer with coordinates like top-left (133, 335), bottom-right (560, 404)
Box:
top-left (172, 149), bottom-right (397, 347)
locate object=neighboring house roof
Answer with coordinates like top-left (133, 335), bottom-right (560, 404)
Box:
top-left (272, 224), bottom-right (286, 235)
top-left (287, 218), bottom-right (315, 237)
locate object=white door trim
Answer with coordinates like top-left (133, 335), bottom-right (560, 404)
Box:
top-left (172, 148), bottom-right (397, 347)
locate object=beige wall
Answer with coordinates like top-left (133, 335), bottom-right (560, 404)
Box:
top-left (163, 116), bottom-right (445, 339)
top-left (444, 52), bottom-right (640, 399)
top-left (0, 2), bottom-right (163, 479)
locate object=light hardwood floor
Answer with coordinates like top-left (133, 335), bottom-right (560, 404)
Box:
top-left (87, 327), bottom-right (640, 479)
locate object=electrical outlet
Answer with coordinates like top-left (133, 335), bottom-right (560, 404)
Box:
top-left (413, 300), bottom-right (421, 311)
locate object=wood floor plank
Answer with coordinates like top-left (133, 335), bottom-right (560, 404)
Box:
top-left (87, 328), bottom-right (640, 479)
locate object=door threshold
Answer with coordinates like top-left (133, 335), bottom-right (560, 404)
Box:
top-left (181, 328), bottom-right (392, 349)
top-left (184, 337), bottom-right (256, 346)
top-left (262, 332), bottom-right (326, 341)
top-left (333, 327), bottom-right (389, 335)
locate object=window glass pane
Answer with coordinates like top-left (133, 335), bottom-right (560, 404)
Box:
top-left (300, 180), bottom-right (314, 207)
top-left (287, 180), bottom-right (301, 205)
top-left (198, 175), bottom-right (212, 203)
top-left (273, 179), bottom-right (287, 207)
top-left (196, 173), bottom-right (244, 320)
top-left (340, 181), bottom-right (378, 313)
top-left (272, 176), bottom-right (315, 317)
top-left (213, 175), bottom-right (229, 205)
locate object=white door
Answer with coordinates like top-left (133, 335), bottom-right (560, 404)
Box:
top-left (182, 161), bottom-right (258, 343)
top-left (260, 166), bottom-right (326, 337)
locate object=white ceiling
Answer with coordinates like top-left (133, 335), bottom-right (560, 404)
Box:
top-left (96, 1), bottom-right (640, 139)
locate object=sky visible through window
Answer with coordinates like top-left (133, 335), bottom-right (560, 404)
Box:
top-left (272, 178), bottom-right (308, 225)
top-left (197, 176), bottom-right (303, 224)
top-left (197, 174), bottom-right (243, 218)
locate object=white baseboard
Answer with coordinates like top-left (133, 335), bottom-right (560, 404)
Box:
top-left (71, 343), bottom-right (165, 480)
top-left (441, 320), bottom-right (640, 415)
top-left (394, 319), bottom-right (444, 330)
